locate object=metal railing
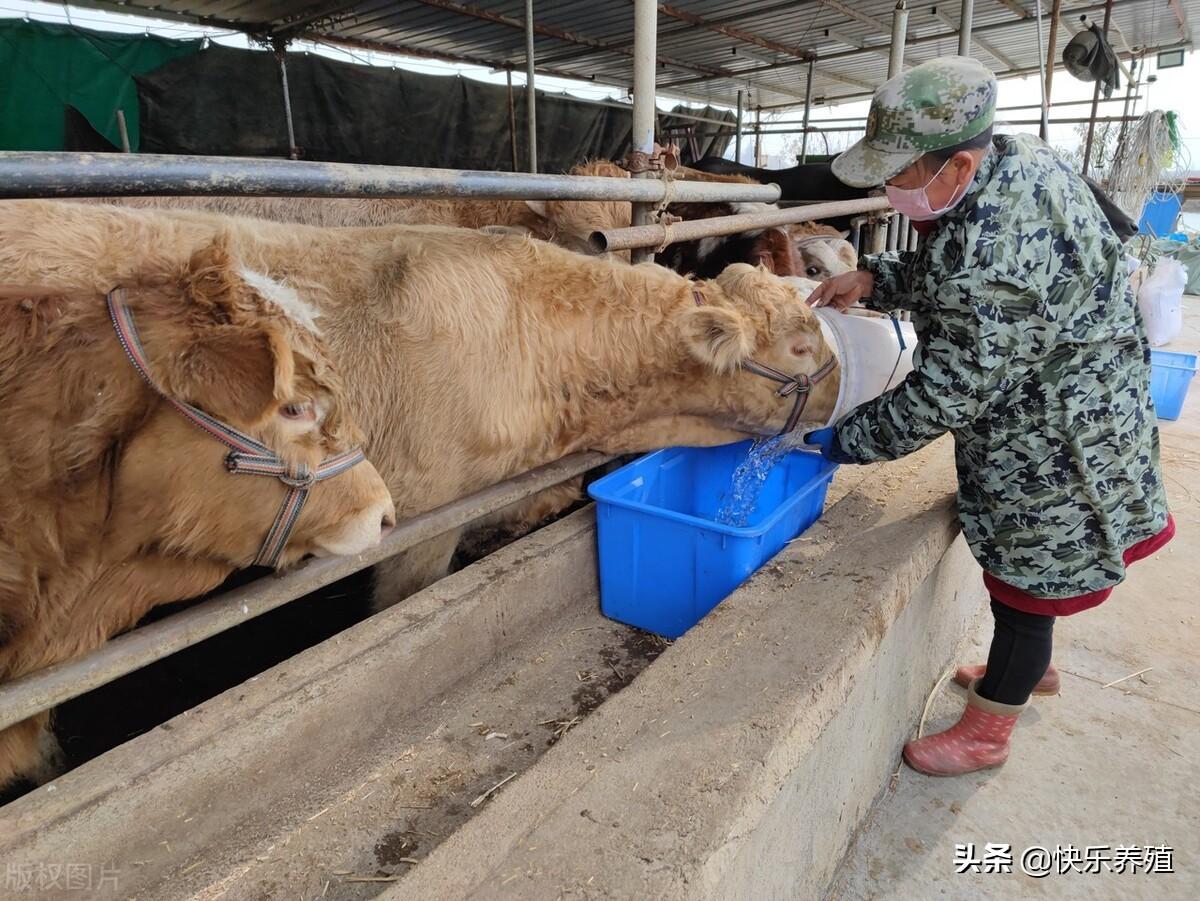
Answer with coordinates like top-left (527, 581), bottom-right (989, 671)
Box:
top-left (0, 151), bottom-right (781, 204)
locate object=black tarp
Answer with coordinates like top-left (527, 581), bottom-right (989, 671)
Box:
top-left (138, 44), bottom-right (733, 173)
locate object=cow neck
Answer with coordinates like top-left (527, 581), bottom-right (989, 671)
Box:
top-left (544, 273), bottom-right (751, 455)
top-left (540, 266), bottom-right (715, 451)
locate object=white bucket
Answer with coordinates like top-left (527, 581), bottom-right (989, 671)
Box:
top-left (1136, 258), bottom-right (1187, 347)
top-left (814, 307), bottom-right (917, 425)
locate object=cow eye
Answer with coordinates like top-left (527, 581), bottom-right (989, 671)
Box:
top-left (805, 266), bottom-right (822, 277)
top-left (279, 401), bottom-right (317, 422)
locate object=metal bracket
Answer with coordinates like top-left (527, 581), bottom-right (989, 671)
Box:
top-left (621, 142), bottom-right (681, 174)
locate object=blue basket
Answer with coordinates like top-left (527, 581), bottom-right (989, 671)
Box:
top-left (587, 442), bottom-right (838, 639)
top-left (1150, 350), bottom-right (1199, 421)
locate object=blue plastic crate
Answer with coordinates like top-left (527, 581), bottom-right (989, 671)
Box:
top-left (1150, 350), bottom-right (1199, 421)
top-left (587, 442), bottom-right (838, 639)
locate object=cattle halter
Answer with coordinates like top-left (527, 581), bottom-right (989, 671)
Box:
top-left (106, 287), bottom-right (367, 568)
top-left (692, 289), bottom-right (838, 435)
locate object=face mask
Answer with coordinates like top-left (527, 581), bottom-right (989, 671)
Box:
top-left (885, 156), bottom-right (970, 222)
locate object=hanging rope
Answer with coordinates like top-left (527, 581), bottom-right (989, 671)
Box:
top-left (1106, 110), bottom-right (1190, 227)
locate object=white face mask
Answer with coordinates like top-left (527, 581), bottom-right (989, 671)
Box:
top-left (885, 156), bottom-right (970, 222)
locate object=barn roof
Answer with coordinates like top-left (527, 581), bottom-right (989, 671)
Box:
top-left (67, 1), bottom-right (1194, 109)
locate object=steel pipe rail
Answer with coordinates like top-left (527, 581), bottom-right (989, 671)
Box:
top-left (590, 196), bottom-right (893, 253)
top-left (0, 452), bottom-right (614, 733)
top-left (0, 152), bottom-right (782, 203)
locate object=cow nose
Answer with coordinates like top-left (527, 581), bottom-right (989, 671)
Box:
top-left (381, 510), bottom-right (397, 532)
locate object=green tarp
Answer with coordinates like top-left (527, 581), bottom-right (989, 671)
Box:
top-left (0, 19), bottom-right (201, 151)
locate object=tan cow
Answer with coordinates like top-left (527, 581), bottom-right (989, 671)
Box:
top-left (0, 237), bottom-right (395, 790)
top-left (1, 201), bottom-right (840, 612)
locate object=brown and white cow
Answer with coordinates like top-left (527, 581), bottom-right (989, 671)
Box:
top-left (2, 201), bottom-right (840, 612)
top-left (0, 237), bottom-right (395, 790)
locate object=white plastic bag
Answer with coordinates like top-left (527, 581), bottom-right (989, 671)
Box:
top-left (1137, 258), bottom-right (1187, 347)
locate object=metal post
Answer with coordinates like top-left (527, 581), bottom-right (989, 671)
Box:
top-left (1035, 0), bottom-right (1050, 139)
top-left (631, 0), bottom-right (658, 263)
top-left (1082, 0), bottom-right (1115, 176)
top-left (506, 68), bottom-right (519, 172)
top-left (889, 1), bottom-right (909, 79)
top-left (736, 90), bottom-right (744, 163)
top-left (799, 58), bottom-right (814, 163)
top-left (755, 107), bottom-right (762, 165)
top-left (276, 46), bottom-right (299, 160)
top-left (115, 109), bottom-right (131, 153)
top-left (958, 0), bottom-right (975, 56)
top-left (1044, 0), bottom-right (1063, 111)
top-left (524, 0), bottom-right (538, 173)
top-left (1115, 54), bottom-right (1139, 152)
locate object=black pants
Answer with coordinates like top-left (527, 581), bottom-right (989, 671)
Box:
top-left (975, 597), bottom-right (1055, 706)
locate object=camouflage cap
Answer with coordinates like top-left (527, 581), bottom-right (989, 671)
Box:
top-left (832, 56), bottom-right (998, 188)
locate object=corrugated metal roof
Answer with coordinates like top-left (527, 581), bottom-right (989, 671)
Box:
top-left (67, 1), bottom-right (1196, 109)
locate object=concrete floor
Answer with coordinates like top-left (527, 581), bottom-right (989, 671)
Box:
top-left (829, 299), bottom-right (1200, 901)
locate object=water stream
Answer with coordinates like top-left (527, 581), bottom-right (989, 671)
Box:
top-left (714, 433), bottom-right (811, 528)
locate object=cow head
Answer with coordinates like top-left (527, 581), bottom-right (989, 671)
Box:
top-left (525, 160), bottom-right (633, 260)
top-left (675, 264), bottom-right (840, 436)
top-left (0, 242), bottom-right (393, 789)
top-left (104, 247), bottom-right (396, 566)
top-left (789, 230), bottom-right (858, 280)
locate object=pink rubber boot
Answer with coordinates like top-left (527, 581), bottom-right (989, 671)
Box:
top-left (952, 662), bottom-right (1061, 696)
top-left (903, 680), bottom-right (1025, 777)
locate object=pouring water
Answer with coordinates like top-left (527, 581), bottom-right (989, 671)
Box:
top-left (715, 431), bottom-right (815, 527)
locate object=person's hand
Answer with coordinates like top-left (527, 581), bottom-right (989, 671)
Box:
top-left (807, 270), bottom-right (874, 311)
top-left (803, 427), bottom-right (854, 464)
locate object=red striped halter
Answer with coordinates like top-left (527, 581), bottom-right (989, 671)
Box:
top-left (107, 288), bottom-right (367, 568)
top-left (692, 288), bottom-right (837, 435)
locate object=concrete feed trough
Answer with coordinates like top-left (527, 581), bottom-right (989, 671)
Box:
top-left (0, 439), bottom-right (984, 900)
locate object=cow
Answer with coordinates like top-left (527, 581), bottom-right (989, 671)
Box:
top-left (2, 201), bottom-right (842, 616)
top-left (0, 234), bottom-right (395, 791)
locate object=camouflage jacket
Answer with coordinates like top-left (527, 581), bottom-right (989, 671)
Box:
top-left (835, 133), bottom-right (1170, 598)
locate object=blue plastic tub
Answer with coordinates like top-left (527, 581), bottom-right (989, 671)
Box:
top-left (587, 442), bottom-right (838, 639)
top-left (1150, 350), bottom-right (1199, 421)
top-left (1139, 193), bottom-right (1183, 238)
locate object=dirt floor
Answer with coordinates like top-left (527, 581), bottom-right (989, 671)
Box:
top-left (829, 299), bottom-right (1200, 900)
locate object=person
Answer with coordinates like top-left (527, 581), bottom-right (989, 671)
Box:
top-left (803, 56), bottom-right (1174, 777)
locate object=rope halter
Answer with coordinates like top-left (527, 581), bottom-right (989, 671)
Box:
top-left (107, 287), bottom-right (368, 568)
top-left (692, 289), bottom-right (838, 436)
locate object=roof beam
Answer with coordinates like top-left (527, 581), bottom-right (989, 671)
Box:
top-left (994, 0), bottom-right (1034, 17)
top-left (826, 26), bottom-right (888, 57)
top-left (817, 0), bottom-right (891, 34)
top-left (652, 3), bottom-right (815, 61)
top-left (404, 0), bottom-right (732, 79)
top-left (755, 34), bottom-right (1187, 110)
top-left (659, 0), bottom-right (1141, 89)
top-left (934, 11), bottom-right (1020, 69)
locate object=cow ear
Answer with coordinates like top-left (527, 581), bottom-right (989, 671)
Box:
top-left (679, 304), bottom-right (756, 372)
top-left (752, 228), bottom-right (798, 276)
top-left (525, 199), bottom-right (549, 220)
top-left (161, 245), bottom-right (297, 426)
